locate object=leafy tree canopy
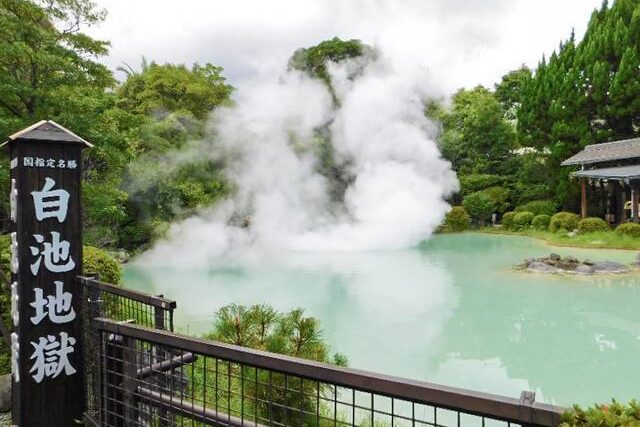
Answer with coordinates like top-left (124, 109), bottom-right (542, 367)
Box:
top-left (116, 61), bottom-right (234, 121)
top-left (0, 0), bottom-right (112, 136)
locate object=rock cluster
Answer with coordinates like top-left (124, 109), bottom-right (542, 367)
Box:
top-left (516, 253), bottom-right (629, 275)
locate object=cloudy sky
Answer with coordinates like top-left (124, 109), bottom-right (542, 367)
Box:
top-left (88, 0), bottom-right (602, 93)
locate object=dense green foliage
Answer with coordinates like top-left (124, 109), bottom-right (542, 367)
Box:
top-left (517, 0), bottom-right (640, 207)
top-left (207, 303), bottom-right (346, 364)
top-left (514, 200), bottom-right (558, 216)
top-left (560, 400), bottom-right (640, 426)
top-left (0, 0), bottom-right (234, 252)
top-left (432, 86), bottom-right (516, 177)
top-left (480, 186), bottom-right (510, 213)
top-left (531, 214), bottom-right (551, 230)
top-left (501, 211), bottom-right (517, 230)
top-left (615, 222), bottom-right (640, 238)
top-left (443, 206), bottom-right (471, 232)
top-left (433, 0), bottom-right (640, 224)
top-left (201, 304), bottom-right (347, 424)
top-left (549, 212), bottom-right (580, 232)
top-left (84, 245), bottom-right (122, 284)
top-left (577, 217), bottom-right (609, 233)
top-left (462, 191), bottom-right (495, 223)
top-left (512, 211), bottom-right (535, 230)
top-left (116, 61), bottom-right (232, 120)
top-left (458, 174), bottom-right (503, 195)
top-left (289, 37), bottom-right (371, 104)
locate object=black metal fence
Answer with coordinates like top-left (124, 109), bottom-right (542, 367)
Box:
top-left (87, 316), bottom-right (565, 427)
top-left (80, 276), bottom-right (177, 426)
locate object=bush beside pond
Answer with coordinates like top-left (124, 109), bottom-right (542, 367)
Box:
top-left (549, 212), bottom-right (580, 232)
top-left (501, 211), bottom-right (516, 229)
top-left (512, 211), bottom-right (535, 230)
top-left (577, 217), bottom-right (609, 233)
top-left (444, 206), bottom-right (471, 232)
top-left (615, 222), bottom-right (640, 238)
top-left (531, 214), bottom-right (551, 230)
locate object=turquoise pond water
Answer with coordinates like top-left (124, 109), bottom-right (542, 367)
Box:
top-left (123, 233), bottom-right (640, 407)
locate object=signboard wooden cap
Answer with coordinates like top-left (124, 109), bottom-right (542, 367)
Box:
top-left (1, 120), bottom-right (93, 148)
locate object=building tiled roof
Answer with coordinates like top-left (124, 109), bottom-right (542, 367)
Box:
top-left (561, 137), bottom-right (640, 166)
top-left (573, 164), bottom-right (640, 180)
top-left (1, 120), bottom-right (93, 147)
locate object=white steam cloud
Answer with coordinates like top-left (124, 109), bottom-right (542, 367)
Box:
top-left (140, 41), bottom-right (458, 266)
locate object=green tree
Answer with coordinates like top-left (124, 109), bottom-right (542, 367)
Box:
top-left (288, 37), bottom-right (372, 104)
top-left (494, 65), bottom-right (532, 120)
top-left (517, 0), bottom-right (640, 209)
top-left (435, 86), bottom-right (516, 176)
top-left (116, 61), bottom-right (233, 121)
top-left (203, 304), bottom-right (347, 424)
top-left (0, 0), bottom-right (112, 136)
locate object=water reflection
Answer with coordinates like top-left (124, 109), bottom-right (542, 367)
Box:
top-left (125, 233), bottom-right (640, 406)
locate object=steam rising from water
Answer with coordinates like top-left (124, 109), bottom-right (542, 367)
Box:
top-left (140, 47), bottom-right (458, 265)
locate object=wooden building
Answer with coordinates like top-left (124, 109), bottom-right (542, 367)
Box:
top-left (562, 137), bottom-right (640, 223)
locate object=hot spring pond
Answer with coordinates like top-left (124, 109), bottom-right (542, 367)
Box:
top-left (124, 233), bottom-right (640, 407)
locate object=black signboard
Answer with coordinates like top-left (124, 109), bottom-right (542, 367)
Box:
top-left (7, 121), bottom-right (90, 426)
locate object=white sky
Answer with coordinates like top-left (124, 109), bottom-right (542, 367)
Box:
top-left (88, 0), bottom-right (602, 94)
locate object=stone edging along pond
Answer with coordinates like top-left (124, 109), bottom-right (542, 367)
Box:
top-left (515, 252), bottom-right (635, 275)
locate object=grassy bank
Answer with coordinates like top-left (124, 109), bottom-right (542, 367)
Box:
top-left (478, 227), bottom-right (640, 251)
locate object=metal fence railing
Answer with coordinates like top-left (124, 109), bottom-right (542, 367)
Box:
top-left (80, 276), bottom-right (177, 426)
top-left (90, 317), bottom-right (565, 427)
top-left (80, 275), bottom-right (176, 331)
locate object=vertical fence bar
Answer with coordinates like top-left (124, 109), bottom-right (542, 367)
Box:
top-left (154, 296), bottom-right (170, 427)
top-left (105, 333), bottom-right (125, 427)
top-left (122, 335), bottom-right (139, 426)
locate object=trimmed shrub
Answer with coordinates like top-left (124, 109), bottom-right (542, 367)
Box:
top-left (514, 200), bottom-right (558, 216)
top-left (531, 214), bottom-right (551, 230)
top-left (615, 222), bottom-right (640, 238)
top-left (577, 217), bottom-right (609, 233)
top-left (463, 191), bottom-right (495, 222)
top-left (459, 174), bottom-right (502, 195)
top-left (560, 400), bottom-right (640, 427)
top-left (444, 206), bottom-right (471, 232)
top-left (84, 245), bottom-right (122, 285)
top-left (549, 212), bottom-right (580, 232)
top-left (513, 211), bottom-right (535, 230)
top-left (501, 211), bottom-right (516, 230)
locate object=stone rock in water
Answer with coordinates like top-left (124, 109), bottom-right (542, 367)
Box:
top-left (636, 252), bottom-right (640, 264)
top-left (549, 253), bottom-right (561, 261)
top-left (527, 261), bottom-right (560, 273)
top-left (575, 264), bottom-right (594, 275)
top-left (592, 261), bottom-right (628, 274)
top-left (0, 374), bottom-right (10, 413)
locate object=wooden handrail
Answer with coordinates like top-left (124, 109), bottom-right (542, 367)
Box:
top-left (78, 275), bottom-right (177, 310)
top-left (94, 318), bottom-right (565, 427)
